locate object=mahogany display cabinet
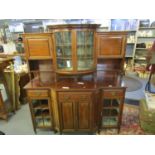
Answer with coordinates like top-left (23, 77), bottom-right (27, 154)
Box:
top-left (23, 24), bottom-right (127, 134)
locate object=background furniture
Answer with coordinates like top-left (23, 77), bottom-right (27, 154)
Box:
top-left (0, 58), bottom-right (14, 120)
top-left (134, 20), bottom-right (155, 77)
top-left (0, 88), bottom-right (7, 120)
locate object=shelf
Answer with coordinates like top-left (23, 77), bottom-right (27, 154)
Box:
top-left (35, 114), bottom-right (51, 119)
top-left (56, 44), bottom-right (72, 47)
top-left (77, 44), bottom-right (93, 46)
top-left (139, 27), bottom-right (155, 30)
top-left (36, 119), bottom-right (52, 128)
top-left (125, 56), bottom-right (133, 58)
top-left (103, 99), bottom-right (119, 107)
top-left (0, 53), bottom-right (26, 57)
top-left (125, 30), bottom-right (137, 32)
top-left (34, 105), bottom-right (49, 110)
top-left (57, 67), bottom-right (73, 71)
top-left (127, 43), bottom-right (135, 45)
top-left (136, 48), bottom-right (147, 50)
top-left (102, 109), bottom-right (119, 117)
top-left (103, 107), bottom-right (119, 110)
top-left (77, 67), bottom-right (94, 71)
top-left (78, 56), bottom-right (93, 59)
top-left (30, 70), bottom-right (54, 72)
top-left (36, 125), bottom-right (52, 128)
top-left (34, 109), bottom-right (50, 117)
top-left (57, 57), bottom-right (72, 60)
top-left (134, 57), bottom-right (146, 60)
top-left (102, 117), bottom-right (118, 126)
top-left (137, 36), bottom-right (155, 38)
top-left (110, 30), bottom-right (136, 32)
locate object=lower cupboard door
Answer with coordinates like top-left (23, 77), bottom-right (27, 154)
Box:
top-left (77, 101), bottom-right (92, 130)
top-left (60, 101), bottom-right (75, 130)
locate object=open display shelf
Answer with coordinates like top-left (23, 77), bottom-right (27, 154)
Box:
top-left (133, 19), bottom-right (155, 77)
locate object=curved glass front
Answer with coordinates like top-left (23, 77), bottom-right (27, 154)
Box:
top-left (77, 31), bottom-right (94, 71)
top-left (55, 31), bottom-right (73, 71)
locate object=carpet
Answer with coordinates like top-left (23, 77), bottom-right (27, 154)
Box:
top-left (122, 76), bottom-right (143, 92)
top-left (99, 104), bottom-right (146, 135)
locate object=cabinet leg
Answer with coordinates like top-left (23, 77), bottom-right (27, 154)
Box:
top-left (34, 128), bottom-right (37, 134)
top-left (59, 130), bottom-right (62, 135)
top-left (53, 129), bottom-right (58, 134)
top-left (97, 128), bottom-right (101, 135)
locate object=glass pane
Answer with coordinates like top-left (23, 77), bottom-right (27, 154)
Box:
top-left (55, 31), bottom-right (73, 71)
top-left (77, 31), bottom-right (85, 44)
top-left (102, 117), bottom-right (118, 126)
top-left (32, 99), bottom-right (48, 109)
top-left (77, 31), bottom-right (94, 71)
top-left (102, 109), bottom-right (119, 117)
top-left (57, 59), bottom-right (73, 70)
top-left (55, 32), bottom-right (62, 45)
top-left (36, 118), bottom-right (44, 127)
top-left (77, 59), bottom-right (93, 70)
top-left (63, 31), bottom-right (71, 44)
top-left (103, 99), bottom-right (120, 107)
top-left (55, 31), bottom-right (71, 47)
top-left (44, 118), bottom-right (52, 127)
top-left (77, 46), bottom-right (85, 56)
top-left (31, 99), bottom-right (52, 128)
top-left (88, 32), bottom-right (94, 45)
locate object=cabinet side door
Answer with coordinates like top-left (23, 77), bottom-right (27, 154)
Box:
top-left (23, 34), bottom-right (53, 59)
top-left (96, 32), bottom-right (127, 58)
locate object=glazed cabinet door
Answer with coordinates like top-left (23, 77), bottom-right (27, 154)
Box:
top-left (54, 31), bottom-right (73, 72)
top-left (27, 89), bottom-right (54, 133)
top-left (96, 32), bottom-right (127, 58)
top-left (98, 88), bottom-right (126, 133)
top-left (76, 31), bottom-right (95, 72)
top-left (23, 33), bottom-right (53, 59)
top-left (48, 24), bottom-right (99, 74)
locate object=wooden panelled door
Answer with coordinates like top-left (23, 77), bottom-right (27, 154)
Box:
top-left (58, 92), bottom-right (93, 132)
top-left (60, 100), bottom-right (75, 130)
top-left (96, 32), bottom-right (127, 58)
top-left (77, 98), bottom-right (92, 129)
top-left (22, 33), bottom-right (53, 59)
